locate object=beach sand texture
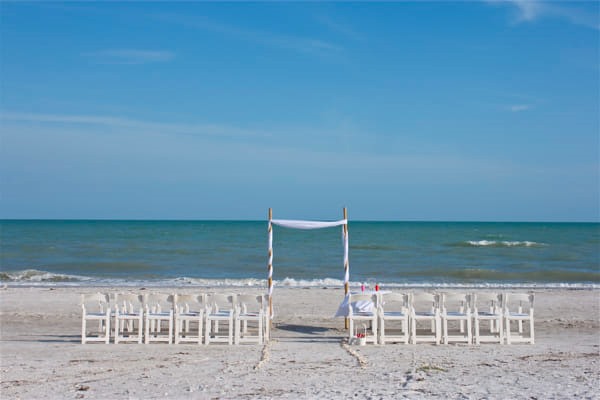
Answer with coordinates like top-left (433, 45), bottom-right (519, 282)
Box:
top-left (1, 287), bottom-right (599, 399)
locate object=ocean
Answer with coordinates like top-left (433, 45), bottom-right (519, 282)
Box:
top-left (0, 220), bottom-right (598, 288)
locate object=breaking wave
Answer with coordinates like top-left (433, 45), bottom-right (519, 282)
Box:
top-left (0, 269), bottom-right (597, 289)
top-left (460, 240), bottom-right (546, 247)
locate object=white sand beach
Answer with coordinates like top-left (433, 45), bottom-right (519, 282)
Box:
top-left (1, 287), bottom-right (599, 399)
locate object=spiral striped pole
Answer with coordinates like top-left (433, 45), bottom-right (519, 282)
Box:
top-left (343, 207), bottom-right (349, 329)
top-left (267, 208), bottom-right (273, 323)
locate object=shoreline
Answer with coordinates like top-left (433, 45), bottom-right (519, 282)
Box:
top-left (2, 282), bottom-right (599, 289)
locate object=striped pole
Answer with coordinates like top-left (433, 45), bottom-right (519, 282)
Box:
top-left (343, 207), bottom-right (349, 329)
top-left (267, 208), bottom-right (273, 322)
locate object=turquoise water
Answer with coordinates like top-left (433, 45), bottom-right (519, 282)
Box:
top-left (1, 220), bottom-right (598, 287)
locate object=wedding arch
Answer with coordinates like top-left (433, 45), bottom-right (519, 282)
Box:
top-left (267, 208), bottom-right (350, 326)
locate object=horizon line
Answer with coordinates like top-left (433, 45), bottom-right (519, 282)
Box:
top-left (1, 218), bottom-right (598, 224)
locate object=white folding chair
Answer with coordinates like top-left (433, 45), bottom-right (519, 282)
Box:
top-left (440, 293), bottom-right (472, 345)
top-left (114, 293), bottom-right (143, 344)
top-left (504, 293), bottom-right (535, 344)
top-left (144, 293), bottom-right (174, 344)
top-left (409, 292), bottom-right (441, 345)
top-left (174, 294), bottom-right (205, 344)
top-left (81, 293), bottom-right (111, 344)
top-left (378, 292), bottom-right (409, 345)
top-left (205, 294), bottom-right (235, 345)
top-left (234, 294), bottom-right (264, 345)
top-left (347, 293), bottom-right (378, 344)
top-left (472, 292), bottom-right (503, 344)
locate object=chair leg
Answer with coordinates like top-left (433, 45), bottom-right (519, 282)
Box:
top-left (518, 320), bottom-right (523, 334)
top-left (105, 317), bottom-right (111, 344)
top-left (198, 316), bottom-right (203, 345)
top-left (114, 318), bottom-right (119, 344)
top-left (442, 318), bottom-right (448, 345)
top-left (205, 319), bottom-right (211, 345)
top-left (466, 317), bottom-right (472, 344)
top-left (234, 318), bottom-right (240, 345)
top-left (530, 318), bottom-right (535, 344)
top-left (145, 318), bottom-right (150, 344)
top-left (372, 318), bottom-right (378, 344)
top-left (175, 318), bottom-right (180, 344)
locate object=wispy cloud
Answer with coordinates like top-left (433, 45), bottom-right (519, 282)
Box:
top-left (0, 111), bottom-right (265, 139)
top-left (314, 14), bottom-right (363, 42)
top-left (489, 0), bottom-right (600, 30)
top-left (509, 104), bottom-right (531, 112)
top-left (83, 49), bottom-right (175, 64)
top-left (153, 14), bottom-right (342, 55)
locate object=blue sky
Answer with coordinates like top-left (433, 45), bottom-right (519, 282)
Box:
top-left (1, 1), bottom-right (598, 221)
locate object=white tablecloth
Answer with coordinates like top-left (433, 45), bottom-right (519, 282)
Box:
top-left (334, 291), bottom-right (389, 317)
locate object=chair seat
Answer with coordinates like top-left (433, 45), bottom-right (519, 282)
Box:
top-left (477, 311), bottom-right (502, 317)
top-left (415, 311), bottom-right (436, 317)
top-left (119, 312), bottom-right (142, 317)
top-left (383, 311), bottom-right (406, 317)
top-left (85, 312), bottom-right (108, 318)
top-left (148, 312), bottom-right (172, 317)
top-left (352, 312), bottom-right (376, 317)
top-left (445, 311), bottom-right (468, 317)
top-left (508, 312), bottom-right (529, 318)
top-left (238, 312), bottom-right (260, 318)
top-left (178, 312), bottom-right (201, 317)
top-left (208, 311), bottom-right (233, 318)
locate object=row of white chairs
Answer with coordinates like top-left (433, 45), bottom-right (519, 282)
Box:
top-left (348, 292), bottom-right (534, 345)
top-left (81, 292), bottom-right (270, 345)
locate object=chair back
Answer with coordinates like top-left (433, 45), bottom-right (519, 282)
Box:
top-left (144, 293), bottom-right (174, 313)
top-left (504, 293), bottom-right (534, 314)
top-left (115, 293), bottom-right (143, 314)
top-left (410, 292), bottom-right (439, 312)
top-left (441, 293), bottom-right (470, 313)
top-left (237, 294), bottom-right (263, 313)
top-left (174, 294), bottom-right (206, 313)
top-left (348, 293), bottom-right (378, 316)
top-left (472, 293), bottom-right (502, 315)
top-left (349, 293), bottom-right (378, 303)
top-left (207, 294), bottom-right (235, 312)
top-left (380, 292), bottom-right (409, 312)
top-left (81, 293), bottom-right (109, 312)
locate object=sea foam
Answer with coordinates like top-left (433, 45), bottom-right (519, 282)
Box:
top-left (465, 240), bottom-right (545, 247)
top-left (1, 269), bottom-right (597, 289)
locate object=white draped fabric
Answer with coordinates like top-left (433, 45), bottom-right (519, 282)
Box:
top-left (271, 219), bottom-right (347, 230)
top-left (267, 218), bottom-right (349, 303)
